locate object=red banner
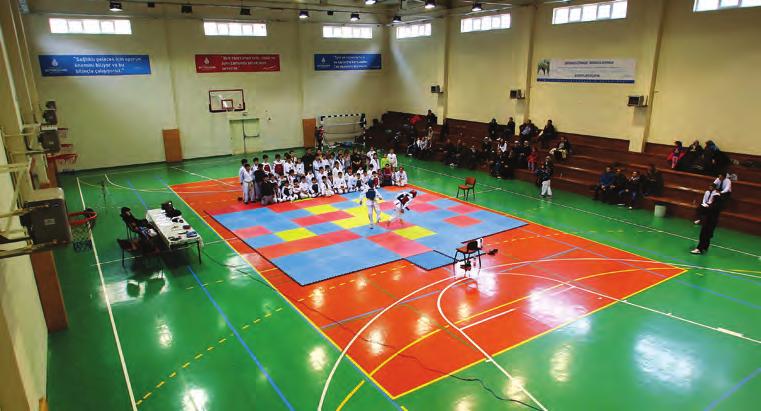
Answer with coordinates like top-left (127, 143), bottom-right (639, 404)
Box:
top-left (195, 54), bottom-right (280, 73)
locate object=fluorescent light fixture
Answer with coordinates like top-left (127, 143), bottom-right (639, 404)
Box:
top-left (240, 7), bottom-right (251, 16)
top-left (109, 1), bottom-right (122, 12)
top-left (350, 12), bottom-right (360, 21)
top-left (392, 15), bottom-right (402, 23)
top-left (181, 4), bottom-right (192, 14)
top-left (425, 0), bottom-right (436, 9)
top-left (472, 2), bottom-right (483, 11)
top-left (365, 0), bottom-right (377, 4)
top-left (299, 10), bottom-right (309, 19)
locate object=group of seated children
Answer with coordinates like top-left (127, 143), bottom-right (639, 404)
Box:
top-left (592, 165), bottom-right (663, 209)
top-left (237, 148), bottom-right (408, 205)
top-left (667, 140), bottom-right (730, 175)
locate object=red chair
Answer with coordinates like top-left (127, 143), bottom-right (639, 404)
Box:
top-left (456, 177), bottom-right (477, 201)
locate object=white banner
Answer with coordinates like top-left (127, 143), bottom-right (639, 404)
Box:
top-left (536, 58), bottom-right (636, 84)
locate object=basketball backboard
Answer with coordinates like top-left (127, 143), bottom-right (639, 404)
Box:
top-left (209, 89), bottom-right (245, 113)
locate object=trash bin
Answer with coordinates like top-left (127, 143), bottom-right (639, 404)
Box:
top-left (654, 203), bottom-right (667, 218)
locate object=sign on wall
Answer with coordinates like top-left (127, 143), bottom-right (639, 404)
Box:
top-left (314, 54), bottom-right (382, 71)
top-left (38, 54), bottom-right (151, 77)
top-left (195, 54), bottom-right (280, 73)
top-left (536, 59), bottom-right (635, 84)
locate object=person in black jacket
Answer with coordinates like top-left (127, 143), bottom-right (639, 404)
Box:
top-left (505, 117), bottom-right (516, 138)
top-left (643, 164), bottom-right (664, 196)
top-left (691, 191), bottom-right (721, 254)
top-left (609, 168), bottom-right (627, 204)
top-left (487, 118), bottom-right (499, 139)
top-left (618, 171), bottom-right (643, 209)
top-left (538, 120), bottom-right (557, 148)
top-left (302, 148), bottom-right (315, 174)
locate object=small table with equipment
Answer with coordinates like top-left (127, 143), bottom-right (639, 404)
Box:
top-left (145, 208), bottom-right (202, 263)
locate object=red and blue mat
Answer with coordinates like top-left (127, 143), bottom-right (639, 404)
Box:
top-left (208, 186), bottom-right (526, 285)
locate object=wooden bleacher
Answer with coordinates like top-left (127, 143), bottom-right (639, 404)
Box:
top-left (373, 111), bottom-right (761, 236)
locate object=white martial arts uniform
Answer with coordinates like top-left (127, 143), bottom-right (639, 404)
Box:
top-left (359, 186), bottom-right (383, 228)
top-left (389, 192), bottom-right (414, 224)
top-left (240, 168), bottom-right (254, 203)
top-left (386, 153), bottom-right (398, 168)
top-left (394, 170), bottom-right (408, 187)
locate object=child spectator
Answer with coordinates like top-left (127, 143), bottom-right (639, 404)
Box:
top-left (394, 167), bottom-right (408, 187)
top-left (536, 157), bottom-right (554, 198)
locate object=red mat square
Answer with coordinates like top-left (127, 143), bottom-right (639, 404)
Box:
top-left (257, 230), bottom-right (360, 259)
top-left (379, 201), bottom-right (396, 212)
top-left (411, 202), bottom-right (438, 213)
top-left (448, 204), bottom-right (481, 214)
top-left (207, 203), bottom-right (252, 215)
top-left (293, 210), bottom-right (353, 226)
top-left (367, 232), bottom-right (431, 257)
top-left (444, 215), bottom-right (481, 227)
top-left (233, 226), bottom-right (271, 238)
top-left (292, 195), bottom-right (346, 208)
top-left (269, 201), bottom-right (302, 213)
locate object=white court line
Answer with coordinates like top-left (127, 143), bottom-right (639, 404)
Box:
top-left (461, 308), bottom-right (517, 331)
top-left (437, 278), bottom-right (548, 411)
top-left (77, 177), bottom-right (138, 411)
top-left (91, 237), bottom-right (236, 267)
top-left (401, 161), bottom-right (761, 259)
top-left (171, 166), bottom-right (238, 187)
top-left (318, 275), bottom-right (453, 411)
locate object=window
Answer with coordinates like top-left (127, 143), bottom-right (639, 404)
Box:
top-left (552, 0), bottom-right (627, 25)
top-left (203, 21), bottom-right (267, 37)
top-left (396, 23), bottom-right (432, 39)
top-left (49, 18), bottom-right (131, 34)
top-left (694, 0), bottom-right (761, 11)
top-left (322, 25), bottom-right (373, 39)
top-left (460, 13), bottom-right (511, 33)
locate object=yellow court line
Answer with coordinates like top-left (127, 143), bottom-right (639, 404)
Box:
top-left (337, 266), bottom-right (684, 406)
top-left (335, 381), bottom-right (365, 411)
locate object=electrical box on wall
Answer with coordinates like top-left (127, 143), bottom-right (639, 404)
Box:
top-left (509, 89), bottom-right (525, 100)
top-left (38, 129), bottom-right (61, 153)
top-left (20, 188), bottom-right (72, 248)
top-left (430, 85), bottom-right (443, 94)
top-left (627, 95), bottom-right (647, 107)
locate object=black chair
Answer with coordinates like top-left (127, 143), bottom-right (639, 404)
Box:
top-left (453, 239), bottom-right (484, 273)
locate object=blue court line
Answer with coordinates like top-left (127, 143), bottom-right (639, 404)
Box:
top-left (521, 227), bottom-right (761, 311)
top-left (187, 266), bottom-right (295, 411)
top-left (321, 247), bottom-right (579, 331)
top-left (165, 183), bottom-right (399, 410)
top-left (704, 367), bottom-right (761, 410)
top-left (125, 178), bottom-right (148, 209)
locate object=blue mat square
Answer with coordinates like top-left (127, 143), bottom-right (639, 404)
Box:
top-left (280, 209), bottom-right (312, 219)
top-left (310, 222), bottom-right (343, 235)
top-left (272, 238), bottom-right (401, 285)
top-left (350, 224), bottom-right (388, 237)
top-left (331, 200), bottom-right (361, 210)
top-left (428, 198), bottom-right (460, 209)
top-left (244, 234), bottom-right (284, 248)
top-left (405, 251), bottom-right (453, 270)
top-left (215, 208), bottom-right (277, 230)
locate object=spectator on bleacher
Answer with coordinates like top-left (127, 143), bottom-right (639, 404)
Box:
top-left (610, 168), bottom-right (627, 204)
top-left (497, 138), bottom-right (508, 155)
top-left (701, 140), bottom-right (730, 175)
top-left (667, 141), bottom-right (686, 169)
top-left (443, 139), bottom-right (457, 165)
top-left (407, 137), bottom-right (420, 157)
top-left (426, 126), bottom-right (435, 141)
top-left (527, 146), bottom-right (538, 172)
top-left (488, 118), bottom-right (499, 139)
top-left (593, 166), bottom-right (616, 202)
top-left (618, 171), bottom-right (643, 209)
top-left (694, 183), bottom-right (721, 225)
top-left (643, 164), bottom-right (664, 196)
top-left (492, 148), bottom-right (514, 179)
top-left (537, 156), bottom-right (554, 198)
top-left (713, 172), bottom-right (732, 208)
top-left (461, 145), bottom-right (479, 169)
top-left (519, 120), bottom-right (537, 143)
top-left (518, 141), bottom-right (531, 168)
top-left (549, 136), bottom-right (572, 161)
top-left (426, 109), bottom-right (437, 127)
top-left (505, 117), bottom-right (516, 138)
top-left (679, 140), bottom-right (703, 171)
top-left (538, 120), bottom-right (557, 148)
top-left (480, 137), bottom-right (495, 165)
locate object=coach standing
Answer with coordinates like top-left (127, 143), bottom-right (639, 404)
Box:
top-left (691, 192), bottom-right (721, 255)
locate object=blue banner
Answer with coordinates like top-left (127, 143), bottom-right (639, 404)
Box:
top-left (39, 54), bottom-right (151, 77)
top-left (314, 54), bottom-right (381, 71)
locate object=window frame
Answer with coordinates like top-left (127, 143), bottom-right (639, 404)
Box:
top-left (396, 22), bottom-right (432, 39)
top-left (48, 17), bottom-right (132, 35)
top-left (693, 0), bottom-right (761, 11)
top-left (552, 0), bottom-right (628, 25)
top-left (460, 13), bottom-right (511, 33)
top-left (203, 20), bottom-right (267, 37)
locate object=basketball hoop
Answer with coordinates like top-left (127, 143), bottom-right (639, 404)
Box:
top-left (68, 209), bottom-right (97, 252)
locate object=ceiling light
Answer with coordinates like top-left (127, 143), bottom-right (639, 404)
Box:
top-left (181, 4), bottom-right (192, 13)
top-left (472, 2), bottom-right (483, 12)
top-left (299, 10), bottom-right (309, 19)
top-left (350, 12), bottom-right (360, 21)
top-left (392, 15), bottom-right (402, 23)
top-left (327, 10), bottom-right (334, 16)
top-left (424, 0), bottom-right (436, 9)
top-left (240, 7), bottom-right (251, 16)
top-left (109, 1), bottom-right (122, 12)
top-left (147, 2), bottom-right (155, 8)
top-left (365, 0), bottom-right (377, 4)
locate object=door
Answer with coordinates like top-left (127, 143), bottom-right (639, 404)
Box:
top-left (302, 118), bottom-right (316, 148)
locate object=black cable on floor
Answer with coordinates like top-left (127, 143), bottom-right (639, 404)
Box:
top-left (199, 248), bottom-right (542, 410)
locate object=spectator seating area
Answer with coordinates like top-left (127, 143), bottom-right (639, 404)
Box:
top-left (369, 111), bottom-right (761, 236)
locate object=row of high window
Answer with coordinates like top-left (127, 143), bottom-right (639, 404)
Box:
top-left (48, 0), bottom-right (760, 38)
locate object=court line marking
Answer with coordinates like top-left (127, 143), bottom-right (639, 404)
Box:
top-left (437, 277), bottom-right (548, 410)
top-left (401, 161), bottom-right (761, 259)
top-left (317, 276), bottom-right (453, 411)
top-left (77, 177), bottom-right (138, 411)
top-left (187, 266), bottom-right (295, 411)
top-left (704, 367), bottom-right (761, 410)
top-left (460, 307), bottom-right (517, 331)
top-left (336, 380), bottom-right (365, 411)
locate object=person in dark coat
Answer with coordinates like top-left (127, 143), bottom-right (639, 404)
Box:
top-left (505, 117), bottom-right (516, 138)
top-left (691, 191), bottom-right (721, 254)
top-left (487, 118), bottom-right (499, 139)
top-left (643, 164), bottom-right (664, 196)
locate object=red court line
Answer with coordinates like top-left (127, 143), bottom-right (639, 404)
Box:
top-left (173, 180), bottom-right (684, 400)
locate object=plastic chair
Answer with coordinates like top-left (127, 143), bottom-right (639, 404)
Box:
top-left (456, 177), bottom-right (477, 201)
top-left (453, 239), bottom-right (483, 273)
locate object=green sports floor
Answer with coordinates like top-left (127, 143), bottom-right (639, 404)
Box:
top-left (49, 152), bottom-right (761, 410)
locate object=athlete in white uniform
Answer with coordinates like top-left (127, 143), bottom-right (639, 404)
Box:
top-left (359, 182), bottom-right (383, 229)
top-left (240, 163), bottom-right (254, 204)
top-left (388, 190), bottom-right (417, 225)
